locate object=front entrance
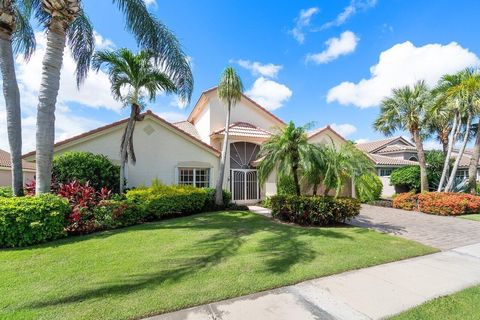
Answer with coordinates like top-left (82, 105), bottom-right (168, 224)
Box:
top-left (229, 142), bottom-right (261, 204)
top-left (231, 169), bottom-right (259, 203)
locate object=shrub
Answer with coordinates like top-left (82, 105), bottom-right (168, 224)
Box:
top-left (390, 166), bottom-right (420, 192)
top-left (277, 175), bottom-right (297, 195)
top-left (270, 195), bottom-right (360, 226)
top-left (417, 192), bottom-right (480, 216)
top-left (0, 187), bottom-right (12, 198)
top-left (203, 188), bottom-right (231, 211)
top-left (392, 192), bottom-right (418, 211)
top-left (92, 200), bottom-right (143, 229)
top-left (126, 184), bottom-right (209, 219)
top-left (0, 194), bottom-right (69, 247)
top-left (53, 151), bottom-right (120, 193)
top-left (356, 172), bottom-right (383, 203)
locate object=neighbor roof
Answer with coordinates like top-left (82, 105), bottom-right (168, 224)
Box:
top-left (23, 110), bottom-right (220, 159)
top-left (173, 120), bottom-right (201, 140)
top-left (0, 149), bottom-right (35, 171)
top-left (376, 144), bottom-right (417, 154)
top-left (187, 87), bottom-right (286, 126)
top-left (356, 137), bottom-right (414, 153)
top-left (367, 154), bottom-right (419, 166)
top-left (211, 122), bottom-right (272, 138)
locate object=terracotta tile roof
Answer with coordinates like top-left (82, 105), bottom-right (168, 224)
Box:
top-left (173, 120), bottom-right (201, 140)
top-left (211, 122), bottom-right (272, 138)
top-left (23, 110), bottom-right (220, 159)
top-left (376, 145), bottom-right (417, 154)
top-left (0, 149), bottom-right (35, 170)
top-left (356, 137), bottom-right (403, 153)
top-left (368, 154), bottom-right (419, 166)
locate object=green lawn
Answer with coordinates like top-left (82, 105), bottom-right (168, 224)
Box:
top-left (0, 211), bottom-right (435, 320)
top-left (459, 214), bottom-right (480, 222)
top-left (390, 285), bottom-right (480, 320)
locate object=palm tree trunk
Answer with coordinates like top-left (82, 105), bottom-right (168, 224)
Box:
top-left (467, 120), bottom-right (480, 194)
top-left (35, 21), bottom-right (67, 194)
top-left (412, 130), bottom-right (428, 192)
top-left (445, 114), bottom-right (472, 192)
top-left (312, 183), bottom-right (317, 196)
top-left (215, 102), bottom-right (231, 206)
top-left (437, 114), bottom-right (458, 191)
top-left (0, 31), bottom-right (23, 196)
top-left (291, 164), bottom-right (300, 196)
top-left (119, 105), bottom-right (138, 193)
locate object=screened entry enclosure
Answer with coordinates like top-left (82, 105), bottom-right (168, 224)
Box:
top-left (230, 142), bottom-right (260, 203)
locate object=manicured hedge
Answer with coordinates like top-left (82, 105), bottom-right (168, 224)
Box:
top-left (393, 192), bottom-right (480, 216)
top-left (0, 195), bottom-right (69, 247)
top-left (93, 199), bottom-right (144, 229)
top-left (270, 195), bottom-right (360, 226)
top-left (126, 185), bottom-right (210, 219)
top-left (0, 187), bottom-right (12, 198)
top-left (203, 188), bottom-right (232, 211)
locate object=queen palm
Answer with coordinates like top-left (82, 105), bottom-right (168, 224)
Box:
top-left (374, 80), bottom-right (430, 192)
top-left (0, 0), bottom-right (35, 196)
top-left (258, 121), bottom-right (319, 196)
top-left (215, 67), bottom-right (243, 206)
top-left (28, 0), bottom-right (193, 194)
top-left (92, 49), bottom-right (181, 193)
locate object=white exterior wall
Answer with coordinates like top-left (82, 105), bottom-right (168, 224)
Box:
top-left (379, 176), bottom-right (395, 198)
top-left (54, 117), bottom-right (219, 188)
top-left (0, 168), bottom-right (35, 187)
top-left (195, 106), bottom-right (211, 144)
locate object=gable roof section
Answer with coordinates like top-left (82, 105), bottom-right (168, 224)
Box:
top-left (367, 153), bottom-right (419, 166)
top-left (1, 149), bottom-right (35, 171)
top-left (173, 120), bottom-right (201, 140)
top-left (356, 136), bottom-right (414, 153)
top-left (210, 122), bottom-right (272, 138)
top-left (23, 110), bottom-right (220, 160)
top-left (187, 87), bottom-right (286, 126)
top-left (307, 125), bottom-right (347, 143)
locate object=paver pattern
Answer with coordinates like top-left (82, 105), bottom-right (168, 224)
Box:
top-left (350, 204), bottom-right (480, 250)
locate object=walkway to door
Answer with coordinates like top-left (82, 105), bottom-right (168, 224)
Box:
top-left (350, 204), bottom-right (480, 250)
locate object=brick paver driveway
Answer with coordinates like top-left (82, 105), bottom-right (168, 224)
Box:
top-left (349, 204), bottom-right (480, 250)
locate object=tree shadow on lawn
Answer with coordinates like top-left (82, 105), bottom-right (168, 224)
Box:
top-left (25, 211), bottom-right (356, 311)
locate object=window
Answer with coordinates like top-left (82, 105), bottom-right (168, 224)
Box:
top-left (408, 156), bottom-right (418, 161)
top-left (379, 168), bottom-right (393, 176)
top-left (178, 168), bottom-right (210, 187)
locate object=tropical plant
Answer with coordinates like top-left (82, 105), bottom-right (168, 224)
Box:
top-left (257, 121), bottom-right (319, 196)
top-left (214, 67), bottom-right (243, 205)
top-left (27, 0), bottom-right (193, 194)
top-left (355, 172), bottom-right (382, 203)
top-left (374, 80), bottom-right (431, 192)
top-left (92, 49), bottom-right (187, 193)
top-left (0, 0), bottom-right (35, 196)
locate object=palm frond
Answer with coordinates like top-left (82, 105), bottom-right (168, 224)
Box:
top-left (218, 66), bottom-right (244, 106)
top-left (12, 1), bottom-right (36, 60)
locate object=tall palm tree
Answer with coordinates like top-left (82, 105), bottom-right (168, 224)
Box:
top-left (215, 67), bottom-right (243, 206)
top-left (257, 121), bottom-right (319, 196)
top-left (0, 0), bottom-right (35, 196)
top-left (374, 80), bottom-right (430, 192)
top-left (28, 0), bottom-right (193, 194)
top-left (92, 49), bottom-right (184, 193)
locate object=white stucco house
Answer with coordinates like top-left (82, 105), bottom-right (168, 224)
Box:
top-left (0, 148), bottom-right (35, 187)
top-left (23, 87), bottom-right (349, 203)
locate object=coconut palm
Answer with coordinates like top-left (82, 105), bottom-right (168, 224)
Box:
top-left (215, 67), bottom-right (243, 206)
top-left (257, 121), bottom-right (319, 196)
top-left (28, 0), bottom-right (193, 194)
top-left (0, 0), bottom-right (35, 196)
top-left (374, 80), bottom-right (431, 192)
top-left (92, 49), bottom-right (183, 193)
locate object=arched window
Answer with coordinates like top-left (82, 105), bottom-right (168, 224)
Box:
top-left (409, 156), bottom-right (418, 161)
top-left (230, 142), bottom-right (260, 169)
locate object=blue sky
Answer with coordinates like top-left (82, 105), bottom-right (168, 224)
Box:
top-left (2, 0), bottom-right (480, 152)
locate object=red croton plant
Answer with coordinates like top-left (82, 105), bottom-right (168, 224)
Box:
top-left (25, 179), bottom-right (112, 234)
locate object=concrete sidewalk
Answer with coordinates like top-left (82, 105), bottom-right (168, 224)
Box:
top-left (145, 243), bottom-right (480, 320)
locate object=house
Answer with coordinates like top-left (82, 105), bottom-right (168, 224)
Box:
top-left (0, 148), bottom-right (35, 187)
top-left (357, 136), bottom-right (480, 197)
top-left (23, 87), bottom-right (350, 203)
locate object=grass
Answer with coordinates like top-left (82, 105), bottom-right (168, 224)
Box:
top-left (0, 211), bottom-right (436, 320)
top-left (459, 214), bottom-right (480, 222)
top-left (390, 285), bottom-right (480, 319)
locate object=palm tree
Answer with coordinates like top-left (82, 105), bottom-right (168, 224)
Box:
top-left (257, 121), bottom-right (319, 196)
top-left (92, 49), bottom-right (184, 193)
top-left (215, 67), bottom-right (243, 206)
top-left (0, 0), bottom-right (35, 196)
top-left (28, 0), bottom-right (193, 194)
top-left (374, 80), bottom-right (430, 192)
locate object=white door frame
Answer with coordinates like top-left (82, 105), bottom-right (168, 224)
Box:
top-left (231, 169), bottom-right (260, 204)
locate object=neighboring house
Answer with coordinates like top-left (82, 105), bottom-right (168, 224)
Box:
top-left (0, 148), bottom-right (35, 187)
top-left (23, 87), bottom-right (349, 204)
top-left (357, 136), bottom-right (480, 197)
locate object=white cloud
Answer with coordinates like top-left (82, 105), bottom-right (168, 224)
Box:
top-left (157, 111), bottom-right (187, 123)
top-left (330, 123), bottom-right (357, 137)
top-left (169, 96), bottom-right (188, 109)
top-left (246, 77), bottom-right (292, 111)
top-left (355, 138), bottom-right (370, 144)
top-left (234, 59), bottom-right (283, 78)
top-left (423, 140), bottom-right (443, 150)
top-left (327, 41), bottom-right (480, 108)
top-left (306, 31), bottom-right (359, 64)
top-left (321, 0), bottom-right (377, 30)
top-left (290, 7), bottom-right (319, 44)
top-left (144, 0), bottom-right (157, 8)
top-left (94, 31), bottom-right (115, 50)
